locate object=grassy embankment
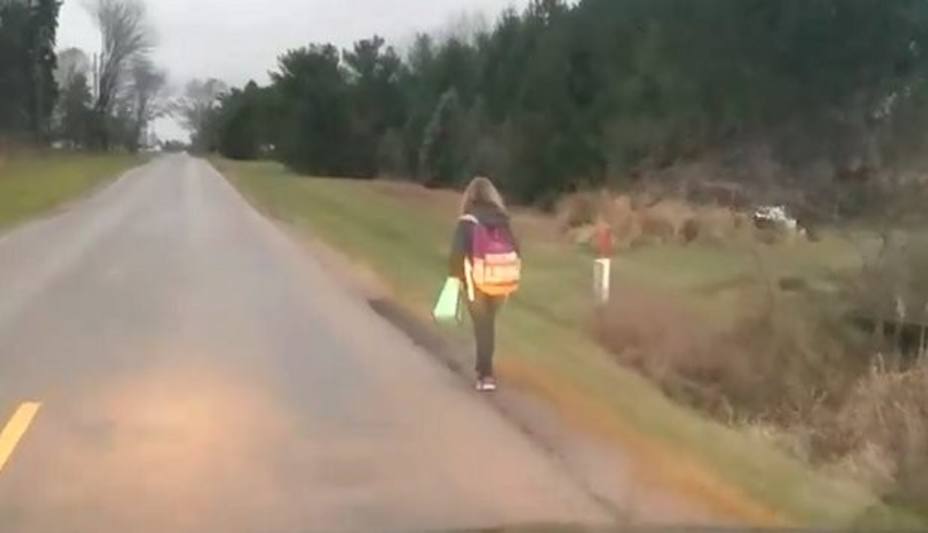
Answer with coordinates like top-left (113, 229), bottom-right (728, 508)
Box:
top-left (0, 152), bottom-right (142, 230)
top-left (219, 158), bottom-right (922, 529)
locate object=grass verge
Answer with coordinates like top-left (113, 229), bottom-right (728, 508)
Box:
top-left (219, 158), bottom-right (924, 529)
top-left (0, 151), bottom-right (142, 230)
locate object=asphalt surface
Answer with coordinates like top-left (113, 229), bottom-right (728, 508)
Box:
top-left (0, 155), bottom-right (610, 532)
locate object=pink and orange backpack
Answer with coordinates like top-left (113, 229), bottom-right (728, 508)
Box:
top-left (461, 215), bottom-right (521, 298)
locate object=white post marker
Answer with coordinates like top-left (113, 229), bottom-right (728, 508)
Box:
top-left (594, 258), bottom-right (611, 305)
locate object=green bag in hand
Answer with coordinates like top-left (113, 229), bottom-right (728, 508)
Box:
top-left (433, 277), bottom-right (463, 324)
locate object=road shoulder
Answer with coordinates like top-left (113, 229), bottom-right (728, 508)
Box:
top-left (233, 182), bottom-right (726, 527)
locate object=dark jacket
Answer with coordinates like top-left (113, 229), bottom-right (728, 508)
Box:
top-left (448, 202), bottom-right (520, 281)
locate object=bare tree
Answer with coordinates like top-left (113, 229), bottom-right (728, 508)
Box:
top-left (88, 0), bottom-right (153, 148)
top-left (173, 78), bottom-right (227, 149)
top-left (125, 56), bottom-right (167, 152)
top-left (54, 48), bottom-right (91, 94)
top-left (53, 48), bottom-right (93, 146)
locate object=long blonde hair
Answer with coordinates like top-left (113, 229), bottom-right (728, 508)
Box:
top-left (460, 176), bottom-right (507, 216)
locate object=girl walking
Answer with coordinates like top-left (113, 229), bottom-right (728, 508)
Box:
top-left (448, 177), bottom-right (521, 391)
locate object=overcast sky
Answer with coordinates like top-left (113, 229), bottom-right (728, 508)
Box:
top-left (58, 0), bottom-right (529, 141)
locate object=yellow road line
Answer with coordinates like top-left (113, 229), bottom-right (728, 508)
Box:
top-left (0, 402), bottom-right (41, 474)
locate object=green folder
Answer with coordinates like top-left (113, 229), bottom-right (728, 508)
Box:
top-left (433, 277), bottom-right (463, 324)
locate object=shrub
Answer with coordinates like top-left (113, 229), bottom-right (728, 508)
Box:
top-left (682, 218), bottom-right (700, 244)
top-left (637, 199), bottom-right (692, 244)
top-left (559, 190), bottom-right (796, 249)
top-left (557, 191), bottom-right (603, 230)
top-left (605, 194), bottom-right (641, 249)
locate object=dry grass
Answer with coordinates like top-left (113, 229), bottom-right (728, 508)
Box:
top-left (695, 206), bottom-right (743, 244)
top-left (559, 191), bottom-right (768, 252)
top-left (594, 284), bottom-right (872, 432)
top-left (556, 190), bottom-right (608, 230)
top-left (640, 199), bottom-right (692, 243)
top-left (828, 364), bottom-right (928, 513)
top-left (592, 283), bottom-right (736, 418)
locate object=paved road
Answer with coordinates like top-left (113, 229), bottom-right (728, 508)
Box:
top-left (0, 156), bottom-right (609, 532)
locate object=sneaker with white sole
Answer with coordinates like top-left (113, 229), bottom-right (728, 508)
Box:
top-left (476, 376), bottom-right (498, 392)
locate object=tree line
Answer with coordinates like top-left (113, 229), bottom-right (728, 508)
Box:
top-left (0, 0), bottom-right (168, 152)
top-left (191, 0), bottom-right (928, 209)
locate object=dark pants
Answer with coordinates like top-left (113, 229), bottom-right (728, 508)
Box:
top-left (467, 292), bottom-right (504, 378)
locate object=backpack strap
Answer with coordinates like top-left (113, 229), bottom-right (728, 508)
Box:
top-left (459, 215), bottom-right (479, 302)
top-left (463, 258), bottom-right (476, 302)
